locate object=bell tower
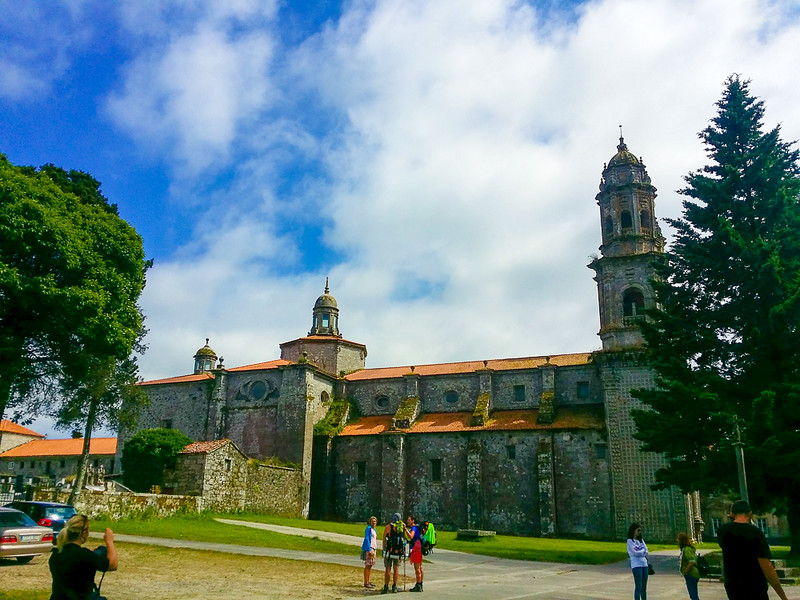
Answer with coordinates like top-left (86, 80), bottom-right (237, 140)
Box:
top-left (589, 132), bottom-right (664, 350)
top-left (309, 278), bottom-right (341, 337)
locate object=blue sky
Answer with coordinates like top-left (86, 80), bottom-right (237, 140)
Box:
top-left (2, 0), bottom-right (800, 437)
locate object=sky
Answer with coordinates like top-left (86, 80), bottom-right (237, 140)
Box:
top-left (2, 0), bottom-right (800, 438)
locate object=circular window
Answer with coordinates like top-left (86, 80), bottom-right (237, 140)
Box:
top-left (250, 380), bottom-right (268, 402)
top-left (376, 396), bottom-right (390, 409)
top-left (445, 391), bottom-right (459, 404)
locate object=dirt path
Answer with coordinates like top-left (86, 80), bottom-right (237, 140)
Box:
top-left (1, 542), bottom-right (410, 599)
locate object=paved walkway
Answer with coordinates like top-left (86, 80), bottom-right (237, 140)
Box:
top-left (96, 520), bottom-right (799, 599)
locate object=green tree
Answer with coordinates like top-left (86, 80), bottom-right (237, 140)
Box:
top-left (121, 428), bottom-right (192, 492)
top-left (632, 75), bottom-right (800, 554)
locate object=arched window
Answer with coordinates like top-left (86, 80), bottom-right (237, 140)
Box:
top-left (604, 215), bottom-right (613, 236)
top-left (321, 391), bottom-right (330, 404)
top-left (621, 210), bottom-right (633, 230)
top-left (640, 210), bottom-right (651, 230)
top-left (623, 288), bottom-right (645, 317)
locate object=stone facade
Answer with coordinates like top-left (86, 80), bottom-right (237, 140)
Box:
top-left (130, 138), bottom-right (691, 541)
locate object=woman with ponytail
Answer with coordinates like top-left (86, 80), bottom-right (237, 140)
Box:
top-left (49, 514), bottom-right (117, 600)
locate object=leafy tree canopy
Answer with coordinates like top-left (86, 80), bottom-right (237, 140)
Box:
top-left (632, 75), bottom-right (800, 552)
top-left (121, 428), bottom-right (192, 493)
top-left (0, 154), bottom-right (148, 420)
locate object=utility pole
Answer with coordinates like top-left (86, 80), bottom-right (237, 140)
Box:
top-left (733, 417), bottom-right (749, 503)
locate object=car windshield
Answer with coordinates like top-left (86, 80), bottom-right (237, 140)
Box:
top-left (44, 507), bottom-right (76, 520)
top-left (0, 511), bottom-right (37, 527)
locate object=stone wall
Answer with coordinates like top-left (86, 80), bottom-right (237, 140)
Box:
top-left (35, 489), bottom-right (202, 520)
top-left (246, 463), bottom-right (304, 516)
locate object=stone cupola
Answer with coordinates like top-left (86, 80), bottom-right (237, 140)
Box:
top-left (589, 132), bottom-right (665, 351)
top-left (309, 278), bottom-right (341, 337)
top-left (193, 339), bottom-right (217, 374)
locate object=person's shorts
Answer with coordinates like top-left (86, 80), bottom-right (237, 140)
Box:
top-left (384, 554), bottom-right (401, 568)
top-left (364, 550), bottom-right (376, 567)
top-left (409, 541), bottom-right (422, 564)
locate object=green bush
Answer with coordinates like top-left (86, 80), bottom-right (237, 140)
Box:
top-left (121, 428), bottom-right (192, 492)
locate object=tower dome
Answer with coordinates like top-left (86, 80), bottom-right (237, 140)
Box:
top-left (193, 338), bottom-right (217, 373)
top-left (309, 278), bottom-right (341, 337)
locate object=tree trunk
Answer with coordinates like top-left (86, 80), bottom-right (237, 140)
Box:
top-left (67, 397), bottom-right (98, 506)
top-left (788, 491), bottom-right (800, 557)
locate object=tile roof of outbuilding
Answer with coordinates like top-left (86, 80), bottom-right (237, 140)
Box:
top-left (339, 406), bottom-right (604, 436)
top-left (179, 439), bottom-right (233, 454)
top-left (0, 420), bottom-right (45, 438)
top-left (0, 437), bottom-right (117, 458)
top-left (343, 352), bottom-right (592, 381)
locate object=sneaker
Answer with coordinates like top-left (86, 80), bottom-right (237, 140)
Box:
top-left (409, 583), bottom-right (421, 592)
top-left (391, 584), bottom-right (398, 593)
top-left (365, 583), bottom-right (375, 588)
top-left (381, 585), bottom-right (389, 594)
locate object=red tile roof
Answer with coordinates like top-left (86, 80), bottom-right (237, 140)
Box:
top-left (180, 439), bottom-right (232, 454)
top-left (344, 353), bottom-right (592, 382)
top-left (339, 406), bottom-right (604, 436)
top-left (140, 372), bottom-right (215, 386)
top-left (0, 420), bottom-right (45, 438)
top-left (228, 359), bottom-right (290, 372)
top-left (0, 437), bottom-right (117, 458)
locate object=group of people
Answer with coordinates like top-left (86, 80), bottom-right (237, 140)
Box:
top-left (361, 513), bottom-right (432, 593)
top-left (627, 500), bottom-right (789, 600)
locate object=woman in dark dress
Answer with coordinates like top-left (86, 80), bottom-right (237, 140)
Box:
top-left (49, 514), bottom-right (118, 600)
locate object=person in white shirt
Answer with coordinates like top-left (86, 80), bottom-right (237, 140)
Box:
top-left (626, 523), bottom-right (649, 600)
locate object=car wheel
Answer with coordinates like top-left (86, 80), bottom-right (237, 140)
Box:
top-left (16, 556), bottom-right (35, 564)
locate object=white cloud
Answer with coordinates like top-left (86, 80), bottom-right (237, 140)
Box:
top-left (136, 0), bottom-right (800, 382)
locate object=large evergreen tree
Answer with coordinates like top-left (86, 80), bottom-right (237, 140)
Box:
top-left (633, 76), bottom-right (800, 554)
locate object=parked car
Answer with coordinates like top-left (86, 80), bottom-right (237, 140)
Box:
top-left (0, 507), bottom-right (54, 563)
top-left (4, 501), bottom-right (76, 536)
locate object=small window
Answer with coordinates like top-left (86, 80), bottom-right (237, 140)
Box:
top-left (513, 385), bottom-right (525, 403)
top-left (595, 444), bottom-right (607, 459)
top-left (224, 458), bottom-right (232, 472)
top-left (60, 460), bottom-right (66, 468)
top-left (109, 459), bottom-right (115, 473)
top-left (46, 461), bottom-right (51, 474)
top-left (322, 314), bottom-right (330, 327)
top-left (250, 380), bottom-right (268, 401)
top-left (430, 459), bottom-right (442, 483)
top-left (356, 461), bottom-right (367, 485)
top-left (445, 391), bottom-right (459, 404)
top-left (321, 391), bottom-right (330, 404)
top-left (162, 419), bottom-right (173, 429)
top-left (376, 396), bottom-right (390, 409)
top-left (711, 517), bottom-right (722, 537)
top-left (640, 210), bottom-right (651, 230)
top-left (93, 459), bottom-right (99, 468)
top-left (621, 210), bottom-right (633, 230)
top-left (604, 215), bottom-right (613, 235)
top-left (8, 461), bottom-right (14, 470)
top-left (756, 518), bottom-right (769, 535)
top-left (506, 445), bottom-right (516, 460)
top-left (623, 288), bottom-right (645, 317)
top-left (577, 381), bottom-right (590, 399)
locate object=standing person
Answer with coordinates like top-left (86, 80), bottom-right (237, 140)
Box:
top-left (717, 500), bottom-right (788, 600)
top-left (362, 516), bottom-right (378, 589)
top-left (382, 513), bottom-right (405, 594)
top-left (405, 515), bottom-right (424, 592)
top-left (49, 514), bottom-right (118, 600)
top-left (677, 532), bottom-right (701, 600)
top-left (627, 523), bottom-right (649, 600)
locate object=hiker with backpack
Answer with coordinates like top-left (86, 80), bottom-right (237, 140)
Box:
top-left (405, 515), bottom-right (424, 592)
top-left (677, 532), bottom-right (701, 600)
top-left (381, 513), bottom-right (406, 594)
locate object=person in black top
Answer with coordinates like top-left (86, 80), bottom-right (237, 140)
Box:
top-left (49, 514), bottom-right (118, 600)
top-left (717, 500), bottom-right (787, 600)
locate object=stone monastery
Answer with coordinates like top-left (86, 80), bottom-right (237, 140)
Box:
top-left (130, 137), bottom-right (695, 542)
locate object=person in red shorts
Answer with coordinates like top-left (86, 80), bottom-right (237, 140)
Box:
top-left (406, 515), bottom-right (424, 592)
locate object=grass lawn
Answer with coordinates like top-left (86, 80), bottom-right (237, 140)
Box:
top-left (206, 512), bottom-right (676, 564)
top-left (92, 512), bottom-right (356, 556)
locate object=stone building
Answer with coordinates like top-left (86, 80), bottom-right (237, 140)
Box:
top-left (0, 420), bottom-right (44, 453)
top-left (128, 137), bottom-right (692, 541)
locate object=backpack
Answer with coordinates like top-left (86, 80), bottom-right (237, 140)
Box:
top-left (696, 554), bottom-right (710, 576)
top-left (421, 522), bottom-right (436, 555)
top-left (385, 521), bottom-right (406, 558)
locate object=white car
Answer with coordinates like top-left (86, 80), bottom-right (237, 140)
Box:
top-left (0, 507), bottom-right (54, 563)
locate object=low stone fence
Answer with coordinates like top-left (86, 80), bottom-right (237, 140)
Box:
top-left (34, 488), bottom-right (202, 520)
top-left (246, 463), bottom-right (303, 516)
